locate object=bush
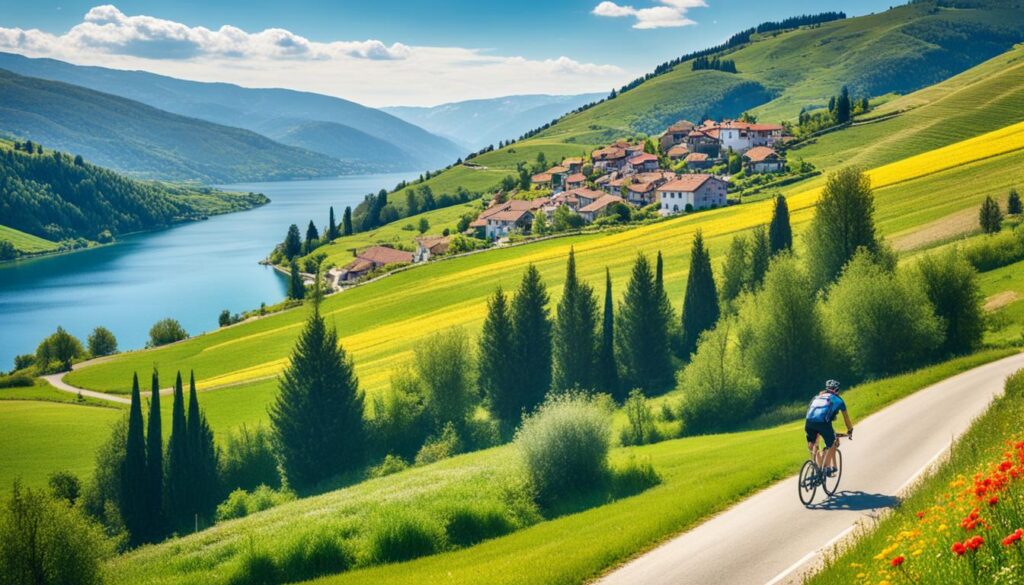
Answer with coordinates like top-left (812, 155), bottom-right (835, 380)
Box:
top-left (442, 502), bottom-right (515, 547)
top-left (47, 471), bottom-right (81, 505)
top-left (414, 327), bottom-right (476, 431)
top-left (962, 225), bottom-right (1024, 272)
top-left (227, 545), bottom-right (278, 585)
top-left (275, 528), bottom-right (352, 582)
top-left (13, 354), bottom-right (35, 371)
top-left (678, 319), bottom-right (761, 435)
top-left (86, 327), bottom-right (117, 357)
top-left (620, 389), bottom-right (661, 446)
top-left (608, 456), bottom-right (661, 499)
top-left (913, 249), bottom-right (984, 356)
top-left (369, 368), bottom-right (428, 460)
top-left (215, 485), bottom-right (295, 522)
top-left (414, 422), bottom-right (463, 466)
top-left (220, 425), bottom-right (281, 492)
top-left (147, 318), bottom-right (188, 347)
top-left (368, 454), bottom-right (410, 478)
top-left (0, 482), bottom-right (111, 585)
top-left (0, 371), bottom-right (33, 388)
top-left (514, 392), bottom-right (612, 505)
top-left (364, 506), bottom-right (446, 564)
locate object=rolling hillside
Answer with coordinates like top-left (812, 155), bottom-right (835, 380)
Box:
top-left (374, 0), bottom-right (1024, 209)
top-left (0, 52), bottom-right (465, 173)
top-left (383, 93), bottom-right (605, 151)
top-left (0, 69), bottom-right (354, 183)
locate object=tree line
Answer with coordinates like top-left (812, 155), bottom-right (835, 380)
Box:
top-left (692, 56), bottom-right (738, 73)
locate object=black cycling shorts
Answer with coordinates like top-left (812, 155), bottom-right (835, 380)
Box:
top-left (805, 420), bottom-right (836, 449)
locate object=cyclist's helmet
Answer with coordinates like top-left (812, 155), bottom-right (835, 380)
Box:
top-left (825, 379), bottom-right (841, 393)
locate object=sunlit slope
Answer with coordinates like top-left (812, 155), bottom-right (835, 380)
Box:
top-left (0, 225), bottom-right (59, 254)
top-left (65, 120), bottom-right (1024, 396)
top-left (795, 43), bottom-right (1024, 170)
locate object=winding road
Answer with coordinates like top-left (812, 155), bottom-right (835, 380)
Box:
top-left (596, 352), bottom-right (1024, 585)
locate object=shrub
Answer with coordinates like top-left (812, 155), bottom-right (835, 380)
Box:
top-left (13, 354), bottom-right (35, 371)
top-left (414, 327), bottom-right (476, 431)
top-left (363, 506), bottom-right (446, 564)
top-left (215, 485), bottom-right (296, 522)
top-left (369, 368), bottom-right (428, 460)
top-left (442, 502), bottom-right (515, 547)
top-left (913, 249), bottom-right (984, 356)
top-left (147, 318), bottom-right (188, 347)
top-left (0, 482), bottom-right (111, 585)
top-left (414, 422), bottom-right (463, 466)
top-left (47, 471), bottom-right (81, 505)
top-left (220, 425), bottom-right (281, 492)
top-left (608, 456), bottom-right (661, 499)
top-left (227, 544), bottom-right (278, 585)
top-left (275, 528), bottom-right (352, 582)
top-left (86, 327), bottom-right (117, 357)
top-left (514, 391), bottom-right (612, 505)
top-left (368, 454), bottom-right (410, 478)
top-left (678, 319), bottom-right (761, 435)
top-left (620, 389), bottom-right (661, 446)
top-left (0, 371), bottom-right (33, 388)
top-left (962, 225), bottom-right (1024, 272)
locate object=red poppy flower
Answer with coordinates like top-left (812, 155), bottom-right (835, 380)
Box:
top-left (1003, 529), bottom-right (1023, 547)
top-left (999, 461), bottom-right (1013, 472)
top-left (965, 535), bottom-right (985, 551)
top-left (988, 496), bottom-right (999, 507)
top-left (951, 541), bottom-right (967, 556)
top-left (890, 555), bottom-right (905, 567)
top-left (915, 511), bottom-right (926, 519)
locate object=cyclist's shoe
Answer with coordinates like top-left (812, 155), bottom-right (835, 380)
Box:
top-left (825, 467), bottom-right (837, 477)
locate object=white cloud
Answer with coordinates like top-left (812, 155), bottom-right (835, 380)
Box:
top-left (592, 0), bottom-right (706, 29)
top-left (0, 5), bottom-right (628, 106)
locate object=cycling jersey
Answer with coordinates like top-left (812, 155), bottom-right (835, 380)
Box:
top-left (805, 392), bottom-right (846, 424)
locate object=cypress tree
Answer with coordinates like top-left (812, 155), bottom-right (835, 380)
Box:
top-left (288, 260), bottom-right (305, 300)
top-left (655, 251), bottom-right (665, 296)
top-left (342, 206), bottom-right (353, 236)
top-left (1008, 189), bottom-right (1022, 215)
top-left (328, 206), bottom-right (338, 240)
top-left (164, 372), bottom-right (189, 532)
top-left (510, 264), bottom-right (552, 419)
top-left (269, 295), bottom-right (365, 491)
top-left (768, 195), bottom-right (792, 255)
top-left (599, 269), bottom-right (621, 400)
top-left (680, 231), bottom-right (720, 359)
top-left (478, 287), bottom-right (517, 433)
top-left (187, 371), bottom-right (219, 526)
top-left (145, 369), bottom-right (164, 540)
top-left (616, 254), bottom-right (673, 394)
top-left (552, 249), bottom-right (599, 393)
top-left (283, 224), bottom-right (302, 260)
top-left (121, 373), bottom-right (148, 546)
top-left (750, 225), bottom-right (771, 289)
top-left (979, 196), bottom-right (1003, 234)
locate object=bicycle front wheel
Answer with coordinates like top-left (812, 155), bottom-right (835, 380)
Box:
top-left (823, 449), bottom-right (843, 496)
top-left (798, 460), bottom-right (818, 506)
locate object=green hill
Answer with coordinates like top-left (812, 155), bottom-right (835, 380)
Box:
top-left (0, 142), bottom-right (268, 254)
top-left (0, 69), bottom-right (354, 183)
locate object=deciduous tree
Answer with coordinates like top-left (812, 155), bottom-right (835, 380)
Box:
top-left (805, 167), bottom-right (880, 289)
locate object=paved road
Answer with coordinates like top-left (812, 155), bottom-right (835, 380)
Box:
top-left (596, 352), bottom-right (1024, 585)
top-left (42, 372), bottom-right (131, 404)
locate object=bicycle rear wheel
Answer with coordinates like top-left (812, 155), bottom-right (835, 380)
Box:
top-left (823, 449), bottom-right (843, 496)
top-left (798, 460), bottom-right (818, 506)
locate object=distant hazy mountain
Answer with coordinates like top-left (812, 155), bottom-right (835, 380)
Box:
top-left (383, 93), bottom-right (605, 151)
top-left (0, 52), bottom-right (464, 173)
top-left (0, 68), bottom-right (352, 183)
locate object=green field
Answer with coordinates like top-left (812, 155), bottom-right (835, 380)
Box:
top-left (0, 224), bottom-right (60, 254)
top-left (105, 350), bottom-right (1017, 585)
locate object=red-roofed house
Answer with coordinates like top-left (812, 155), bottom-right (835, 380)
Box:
top-left (666, 144), bottom-right (690, 160)
top-left (656, 174), bottom-right (727, 215)
top-left (743, 146), bottom-right (785, 173)
top-left (414, 235), bottom-right (452, 262)
top-left (473, 198), bottom-right (548, 239)
top-left (684, 152), bottom-right (712, 170)
top-left (592, 146), bottom-right (627, 171)
top-left (626, 153), bottom-right (659, 173)
top-left (710, 120), bottom-right (785, 153)
top-left (566, 187), bottom-right (607, 210)
top-left (562, 157), bottom-right (585, 174)
top-left (579, 194), bottom-right (626, 223)
top-left (685, 130), bottom-right (721, 158)
top-left (531, 172), bottom-right (552, 189)
top-left (659, 120), bottom-right (696, 151)
top-left (564, 173), bottom-right (587, 190)
top-left (340, 246), bottom-right (414, 282)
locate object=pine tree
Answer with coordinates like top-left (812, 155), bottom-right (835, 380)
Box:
top-left (599, 269), bottom-right (621, 399)
top-left (342, 206), bottom-right (353, 236)
top-left (979, 196), bottom-right (1004, 234)
top-left (288, 260), bottom-right (305, 300)
top-left (283, 224), bottom-right (302, 260)
top-left (768, 195), bottom-right (792, 255)
top-left (750, 225), bottom-right (771, 289)
top-left (187, 371), bottom-right (219, 527)
top-left (510, 265), bottom-right (552, 419)
top-left (680, 231), bottom-right (719, 359)
top-left (616, 254), bottom-right (673, 394)
top-left (121, 373), bottom-right (148, 546)
top-left (328, 206), bottom-right (338, 240)
top-left (270, 295), bottom-right (365, 491)
top-left (1008, 189), bottom-right (1022, 215)
top-left (836, 86), bottom-right (851, 124)
top-left (164, 372), bottom-right (189, 532)
top-left (478, 287), bottom-right (517, 433)
top-left (552, 249), bottom-right (599, 392)
top-left (145, 369), bottom-right (164, 540)
top-left (305, 220), bottom-right (320, 253)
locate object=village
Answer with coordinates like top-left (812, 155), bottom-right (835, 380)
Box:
top-left (332, 118), bottom-right (791, 285)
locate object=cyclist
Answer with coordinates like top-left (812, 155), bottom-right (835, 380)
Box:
top-left (805, 379), bottom-right (853, 476)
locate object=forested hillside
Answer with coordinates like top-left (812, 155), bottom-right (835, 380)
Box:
top-left (0, 141), bottom-right (268, 247)
top-left (0, 69), bottom-right (353, 183)
top-left (0, 52), bottom-right (465, 173)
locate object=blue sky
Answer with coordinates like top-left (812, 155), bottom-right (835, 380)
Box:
top-left (0, 1), bottom-right (899, 106)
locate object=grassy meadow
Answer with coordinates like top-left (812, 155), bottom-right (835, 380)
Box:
top-left (104, 351), bottom-right (1018, 585)
top-left (0, 224), bottom-right (60, 254)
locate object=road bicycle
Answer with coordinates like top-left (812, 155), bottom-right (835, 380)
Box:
top-left (798, 432), bottom-right (850, 506)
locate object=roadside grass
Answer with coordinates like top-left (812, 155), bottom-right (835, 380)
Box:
top-left (0, 224), bottom-right (59, 254)
top-left (0, 378), bottom-right (119, 409)
top-left (806, 369), bottom-right (1024, 585)
top-left (979, 258), bottom-right (1024, 346)
top-left (65, 120), bottom-right (1024, 397)
top-left (0, 398), bottom-right (120, 492)
top-left (105, 350), bottom-right (1018, 585)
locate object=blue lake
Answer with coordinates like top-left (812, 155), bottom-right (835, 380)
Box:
top-left (0, 173), bottom-right (416, 368)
